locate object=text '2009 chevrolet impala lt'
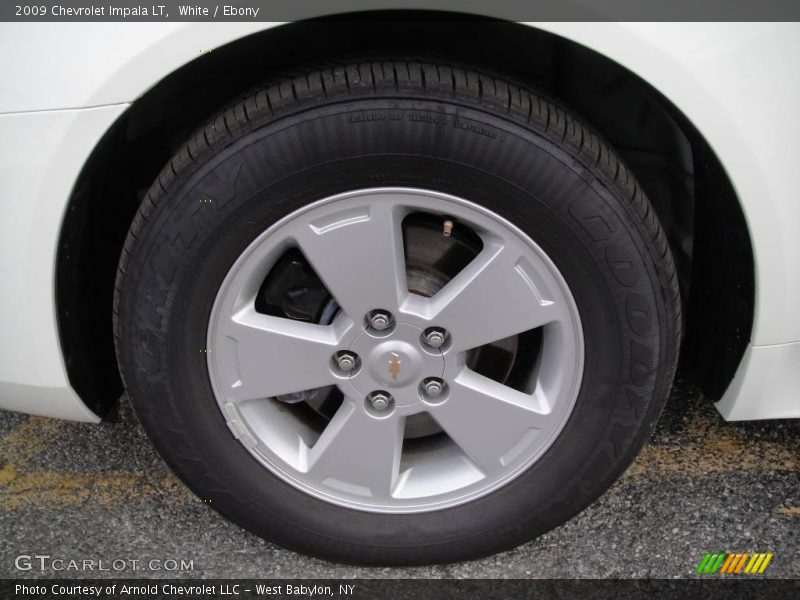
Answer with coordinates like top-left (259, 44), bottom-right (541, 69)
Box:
top-left (0, 12), bottom-right (798, 565)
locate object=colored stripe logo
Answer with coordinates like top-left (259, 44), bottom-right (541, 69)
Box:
top-left (696, 552), bottom-right (773, 574)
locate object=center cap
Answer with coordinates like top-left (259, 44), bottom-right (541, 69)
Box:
top-left (369, 341), bottom-right (420, 386)
top-left (347, 322), bottom-right (445, 407)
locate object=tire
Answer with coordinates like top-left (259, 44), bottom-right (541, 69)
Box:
top-left (114, 60), bottom-right (680, 565)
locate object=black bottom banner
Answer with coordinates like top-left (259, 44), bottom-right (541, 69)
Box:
top-left (1, 579), bottom-right (799, 600)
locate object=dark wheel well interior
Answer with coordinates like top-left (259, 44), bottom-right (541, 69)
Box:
top-left (55, 13), bottom-right (754, 417)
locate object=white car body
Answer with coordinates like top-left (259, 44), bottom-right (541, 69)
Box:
top-left (0, 21), bottom-right (798, 423)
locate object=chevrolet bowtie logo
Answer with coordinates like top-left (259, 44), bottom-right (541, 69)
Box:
top-left (388, 352), bottom-right (402, 380)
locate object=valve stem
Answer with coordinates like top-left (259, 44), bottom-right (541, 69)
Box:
top-left (442, 219), bottom-right (454, 237)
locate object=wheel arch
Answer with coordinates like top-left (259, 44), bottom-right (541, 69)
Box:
top-left (55, 14), bottom-right (754, 417)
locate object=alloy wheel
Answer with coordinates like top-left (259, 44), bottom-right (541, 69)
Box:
top-left (207, 187), bottom-right (584, 513)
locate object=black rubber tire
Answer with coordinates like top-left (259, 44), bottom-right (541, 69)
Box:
top-left (114, 60), bottom-right (681, 565)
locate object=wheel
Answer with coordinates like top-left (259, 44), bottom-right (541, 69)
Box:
top-left (114, 60), bottom-right (680, 565)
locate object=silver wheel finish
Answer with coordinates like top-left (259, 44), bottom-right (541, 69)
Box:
top-left (207, 188), bottom-right (584, 513)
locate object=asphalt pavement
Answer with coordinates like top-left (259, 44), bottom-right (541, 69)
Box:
top-left (1, 379), bottom-right (797, 579)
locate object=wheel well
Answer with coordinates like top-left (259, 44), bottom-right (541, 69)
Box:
top-left (56, 13), bottom-right (754, 417)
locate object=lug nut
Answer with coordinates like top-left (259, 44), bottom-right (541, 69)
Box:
top-left (422, 378), bottom-right (446, 399)
top-left (367, 309), bottom-right (394, 331)
top-left (422, 327), bottom-right (447, 349)
top-left (336, 351), bottom-right (358, 371)
top-left (368, 391), bottom-right (392, 411)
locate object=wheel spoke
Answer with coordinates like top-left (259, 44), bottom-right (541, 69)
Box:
top-left (292, 200), bottom-right (407, 321)
top-left (307, 397), bottom-right (404, 500)
top-left (427, 240), bottom-right (561, 352)
top-left (217, 308), bottom-right (342, 402)
top-left (428, 369), bottom-right (550, 473)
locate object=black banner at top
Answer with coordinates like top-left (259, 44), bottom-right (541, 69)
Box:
top-left (2, 0), bottom-right (800, 22)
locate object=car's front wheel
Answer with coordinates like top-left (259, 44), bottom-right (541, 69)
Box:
top-left (114, 60), bottom-right (680, 565)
